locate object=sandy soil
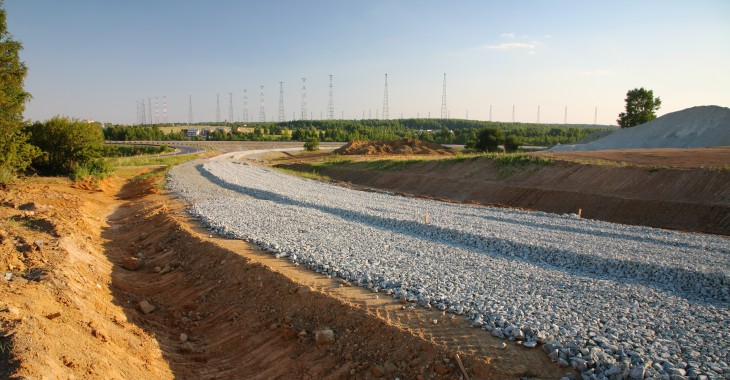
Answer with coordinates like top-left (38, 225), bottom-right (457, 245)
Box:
top-left (276, 147), bottom-right (730, 235)
top-left (0, 172), bottom-right (575, 379)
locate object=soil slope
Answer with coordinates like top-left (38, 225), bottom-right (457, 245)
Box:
top-left (1, 174), bottom-right (574, 379)
top-left (335, 139), bottom-right (456, 156)
top-left (278, 148), bottom-right (730, 235)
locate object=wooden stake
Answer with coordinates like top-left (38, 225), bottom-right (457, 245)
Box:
top-left (424, 214), bottom-right (430, 224)
top-left (578, 208), bottom-right (582, 218)
top-left (455, 353), bottom-right (471, 380)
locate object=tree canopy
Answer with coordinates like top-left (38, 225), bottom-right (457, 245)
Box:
top-left (27, 116), bottom-right (105, 175)
top-left (617, 87), bottom-right (661, 128)
top-left (0, 1), bottom-right (39, 180)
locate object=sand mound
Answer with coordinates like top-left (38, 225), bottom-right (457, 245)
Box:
top-left (552, 105), bottom-right (730, 151)
top-left (334, 138), bottom-right (456, 156)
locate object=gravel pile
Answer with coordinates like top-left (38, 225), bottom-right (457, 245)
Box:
top-left (168, 155), bottom-right (730, 380)
top-left (552, 105), bottom-right (730, 151)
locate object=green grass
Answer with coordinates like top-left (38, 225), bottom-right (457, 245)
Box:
top-left (273, 167), bottom-right (330, 181)
top-left (106, 153), bottom-right (198, 168)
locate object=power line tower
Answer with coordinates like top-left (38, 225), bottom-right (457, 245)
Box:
top-left (216, 94), bottom-right (221, 123)
top-left (327, 74), bottom-right (334, 120)
top-left (440, 73), bottom-right (447, 119)
top-left (537, 105), bottom-right (541, 123)
top-left (382, 73), bottom-right (389, 120)
top-left (489, 105), bottom-right (492, 122)
top-left (154, 97), bottom-right (159, 124)
top-left (188, 95), bottom-right (193, 125)
top-left (141, 100), bottom-right (147, 124)
top-left (147, 98), bottom-right (152, 125)
top-left (242, 89), bottom-right (248, 122)
top-left (228, 93), bottom-right (234, 123)
top-left (564, 106), bottom-right (568, 125)
top-left (300, 78), bottom-right (307, 120)
top-left (278, 82), bottom-right (285, 122)
top-left (163, 96), bottom-right (167, 124)
top-left (259, 86), bottom-right (266, 122)
top-left (594, 106), bottom-right (598, 125)
top-left (512, 105), bottom-right (515, 123)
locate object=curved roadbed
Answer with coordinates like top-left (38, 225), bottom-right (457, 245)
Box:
top-left (168, 151), bottom-right (730, 380)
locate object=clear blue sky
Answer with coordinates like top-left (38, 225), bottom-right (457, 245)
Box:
top-left (6, 0), bottom-right (730, 125)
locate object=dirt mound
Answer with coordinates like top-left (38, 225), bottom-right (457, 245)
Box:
top-left (553, 105), bottom-right (730, 151)
top-left (334, 138), bottom-right (456, 156)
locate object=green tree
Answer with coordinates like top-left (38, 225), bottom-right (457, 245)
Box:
top-left (617, 87), bottom-right (661, 128)
top-left (27, 116), bottom-right (106, 175)
top-left (504, 135), bottom-right (521, 152)
top-left (303, 137), bottom-right (320, 151)
top-left (476, 128), bottom-right (504, 152)
top-left (0, 1), bottom-right (40, 180)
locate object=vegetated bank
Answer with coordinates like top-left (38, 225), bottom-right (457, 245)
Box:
top-left (275, 149), bottom-right (730, 235)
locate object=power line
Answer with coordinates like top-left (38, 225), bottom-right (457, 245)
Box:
top-left (300, 78), bottom-right (307, 120)
top-left (228, 92), bottom-right (234, 123)
top-left (242, 89), bottom-right (248, 123)
top-left (327, 74), bottom-right (334, 120)
top-left (188, 95), bottom-right (193, 125)
top-left (383, 73), bottom-right (389, 120)
top-left (259, 86), bottom-right (266, 122)
top-left (278, 82), bottom-right (285, 122)
top-left (440, 73), bottom-right (447, 119)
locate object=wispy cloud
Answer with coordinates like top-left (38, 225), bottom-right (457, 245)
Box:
top-left (483, 42), bottom-right (537, 50)
top-left (474, 33), bottom-right (548, 54)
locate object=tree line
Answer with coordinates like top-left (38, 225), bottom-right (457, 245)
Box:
top-left (103, 119), bottom-right (613, 147)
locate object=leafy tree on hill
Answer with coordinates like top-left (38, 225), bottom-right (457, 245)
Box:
top-left (476, 128), bottom-right (504, 152)
top-left (27, 116), bottom-right (108, 176)
top-left (0, 1), bottom-right (40, 181)
top-left (617, 87), bottom-right (661, 128)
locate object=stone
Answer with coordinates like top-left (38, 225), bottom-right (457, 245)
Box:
top-left (138, 300), bottom-right (155, 314)
top-left (492, 328), bottom-right (505, 339)
top-left (314, 328), bottom-right (335, 345)
top-left (121, 257), bottom-right (144, 271)
top-left (522, 340), bottom-right (538, 348)
top-left (179, 333), bottom-right (188, 342)
top-left (629, 363), bottom-right (647, 380)
top-left (370, 365), bottom-right (385, 378)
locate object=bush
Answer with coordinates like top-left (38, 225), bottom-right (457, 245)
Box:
top-left (26, 116), bottom-right (106, 176)
top-left (504, 135), bottom-right (521, 152)
top-left (303, 138), bottom-right (320, 151)
top-left (70, 158), bottom-right (111, 182)
top-left (476, 128), bottom-right (504, 152)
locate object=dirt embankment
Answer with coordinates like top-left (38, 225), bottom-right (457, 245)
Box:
top-left (335, 139), bottom-right (456, 156)
top-left (279, 149), bottom-right (730, 235)
top-left (0, 174), bottom-right (574, 379)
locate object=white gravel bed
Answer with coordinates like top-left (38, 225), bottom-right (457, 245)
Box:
top-left (168, 155), bottom-right (730, 380)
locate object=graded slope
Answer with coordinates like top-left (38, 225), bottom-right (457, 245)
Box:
top-left (552, 105), bottom-right (730, 151)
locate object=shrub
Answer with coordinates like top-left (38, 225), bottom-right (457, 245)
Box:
top-left (476, 128), bottom-right (504, 152)
top-left (27, 116), bottom-right (106, 176)
top-left (504, 135), bottom-right (521, 152)
top-left (303, 138), bottom-right (320, 152)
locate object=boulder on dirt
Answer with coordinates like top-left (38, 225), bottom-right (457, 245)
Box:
top-left (138, 300), bottom-right (155, 314)
top-left (334, 138), bottom-right (456, 156)
top-left (314, 328), bottom-right (335, 345)
top-left (552, 105), bottom-right (730, 151)
top-left (121, 257), bottom-right (144, 271)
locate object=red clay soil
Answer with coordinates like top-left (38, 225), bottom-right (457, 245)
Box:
top-left (282, 148), bottom-right (730, 235)
top-left (537, 147), bottom-right (730, 169)
top-left (0, 175), bottom-right (575, 379)
top-left (335, 139), bottom-right (456, 156)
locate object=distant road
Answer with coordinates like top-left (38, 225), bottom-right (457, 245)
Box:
top-left (105, 141), bottom-right (205, 156)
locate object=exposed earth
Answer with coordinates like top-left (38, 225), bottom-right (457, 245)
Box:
top-left (334, 139), bottom-right (456, 156)
top-left (0, 162), bottom-right (575, 379)
top-left (1, 141), bottom-right (728, 379)
top-left (276, 147), bottom-right (730, 235)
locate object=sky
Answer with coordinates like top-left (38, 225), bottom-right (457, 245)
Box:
top-left (5, 0), bottom-right (730, 125)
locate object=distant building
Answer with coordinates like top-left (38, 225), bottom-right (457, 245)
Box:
top-left (185, 128), bottom-right (200, 138)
